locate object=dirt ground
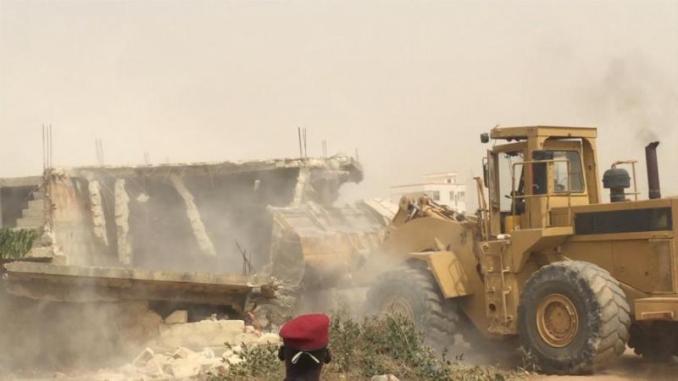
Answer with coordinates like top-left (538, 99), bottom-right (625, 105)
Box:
top-left (530, 349), bottom-right (678, 381)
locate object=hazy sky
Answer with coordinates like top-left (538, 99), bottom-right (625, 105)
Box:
top-left (1, 0), bottom-right (677, 202)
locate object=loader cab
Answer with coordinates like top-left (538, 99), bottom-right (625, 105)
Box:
top-left (482, 126), bottom-right (600, 237)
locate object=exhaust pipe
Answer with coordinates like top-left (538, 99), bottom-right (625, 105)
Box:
top-left (645, 141), bottom-right (661, 199)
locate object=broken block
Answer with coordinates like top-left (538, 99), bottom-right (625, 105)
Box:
top-left (165, 310), bottom-right (188, 325)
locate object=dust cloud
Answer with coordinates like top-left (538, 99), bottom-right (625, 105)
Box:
top-left (1, 0), bottom-right (677, 205)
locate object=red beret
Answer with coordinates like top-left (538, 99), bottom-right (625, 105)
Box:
top-left (279, 313), bottom-right (330, 351)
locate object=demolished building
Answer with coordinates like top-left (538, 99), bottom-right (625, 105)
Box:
top-left (0, 155), bottom-right (393, 320)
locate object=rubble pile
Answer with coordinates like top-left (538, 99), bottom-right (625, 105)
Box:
top-left (131, 318), bottom-right (280, 379)
top-left (49, 317), bottom-right (281, 381)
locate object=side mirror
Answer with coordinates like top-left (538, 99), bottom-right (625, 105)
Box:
top-left (480, 133), bottom-right (490, 144)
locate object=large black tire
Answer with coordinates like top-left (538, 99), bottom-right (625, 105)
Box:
top-left (366, 263), bottom-right (461, 349)
top-left (518, 261), bottom-right (630, 374)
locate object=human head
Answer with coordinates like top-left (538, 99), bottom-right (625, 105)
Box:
top-left (278, 313), bottom-right (332, 381)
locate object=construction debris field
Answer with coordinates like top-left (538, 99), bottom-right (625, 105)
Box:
top-left (0, 153), bottom-right (677, 381)
top-left (0, 155), bottom-right (400, 379)
top-left (2, 2), bottom-right (678, 379)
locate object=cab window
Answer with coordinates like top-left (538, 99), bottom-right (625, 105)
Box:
top-left (552, 151), bottom-right (584, 193)
top-left (533, 150), bottom-right (584, 194)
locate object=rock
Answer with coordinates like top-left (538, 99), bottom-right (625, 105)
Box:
top-left (164, 358), bottom-right (201, 378)
top-left (152, 320), bottom-right (248, 351)
top-left (256, 332), bottom-right (281, 345)
top-left (371, 375), bottom-right (400, 381)
top-left (171, 346), bottom-right (195, 359)
top-left (132, 347), bottom-right (155, 367)
top-left (164, 310), bottom-right (188, 324)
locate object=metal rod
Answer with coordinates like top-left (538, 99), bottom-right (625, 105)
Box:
top-left (41, 125), bottom-right (46, 171)
top-left (297, 127), bottom-right (304, 158)
top-left (303, 128), bottom-right (308, 158)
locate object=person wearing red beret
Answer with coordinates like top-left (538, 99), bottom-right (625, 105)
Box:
top-left (278, 313), bottom-right (332, 381)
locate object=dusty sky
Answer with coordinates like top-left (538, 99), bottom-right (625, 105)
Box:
top-left (1, 0), bottom-right (677, 203)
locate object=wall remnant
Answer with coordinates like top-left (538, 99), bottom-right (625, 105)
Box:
top-left (0, 155), bottom-right (386, 318)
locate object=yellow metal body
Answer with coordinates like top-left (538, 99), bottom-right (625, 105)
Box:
top-left (383, 125), bottom-right (678, 338)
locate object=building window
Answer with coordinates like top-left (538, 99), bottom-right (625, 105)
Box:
top-left (456, 191), bottom-right (465, 201)
top-left (430, 191), bottom-right (440, 201)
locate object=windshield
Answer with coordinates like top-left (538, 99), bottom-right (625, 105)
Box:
top-left (532, 150), bottom-right (585, 194)
top-left (552, 151), bottom-right (584, 193)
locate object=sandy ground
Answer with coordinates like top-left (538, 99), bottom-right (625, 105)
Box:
top-left (530, 349), bottom-right (678, 381)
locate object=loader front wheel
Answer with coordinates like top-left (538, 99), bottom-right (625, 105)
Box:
top-left (518, 261), bottom-right (630, 374)
top-left (366, 263), bottom-right (461, 349)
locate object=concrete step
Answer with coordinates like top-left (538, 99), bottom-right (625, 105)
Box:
top-left (22, 207), bottom-right (45, 218)
top-left (27, 199), bottom-right (44, 209)
top-left (16, 216), bottom-right (44, 229)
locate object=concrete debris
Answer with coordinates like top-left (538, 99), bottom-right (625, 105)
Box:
top-left (74, 320), bottom-right (281, 380)
top-left (0, 155), bottom-right (379, 320)
top-left (114, 178), bottom-right (132, 265)
top-left (132, 347), bottom-right (155, 367)
top-left (88, 179), bottom-right (108, 247)
top-left (164, 310), bottom-right (188, 325)
top-left (149, 319), bottom-right (280, 353)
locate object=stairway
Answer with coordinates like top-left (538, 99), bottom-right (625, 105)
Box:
top-left (16, 190), bottom-right (46, 229)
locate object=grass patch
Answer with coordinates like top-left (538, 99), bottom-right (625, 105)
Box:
top-left (209, 311), bottom-right (523, 381)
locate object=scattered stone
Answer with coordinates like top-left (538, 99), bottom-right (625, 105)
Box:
top-left (152, 320), bottom-right (249, 352)
top-left (256, 332), bottom-right (281, 345)
top-left (164, 310), bottom-right (188, 324)
top-left (165, 358), bottom-right (201, 378)
top-left (132, 347), bottom-right (155, 367)
top-left (171, 346), bottom-right (195, 359)
top-left (48, 322), bottom-right (277, 380)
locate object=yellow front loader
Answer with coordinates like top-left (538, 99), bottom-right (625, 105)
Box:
top-left (367, 126), bottom-right (678, 374)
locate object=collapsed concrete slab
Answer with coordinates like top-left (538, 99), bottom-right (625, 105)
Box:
top-left (0, 155), bottom-right (383, 317)
top-left (2, 261), bottom-right (269, 313)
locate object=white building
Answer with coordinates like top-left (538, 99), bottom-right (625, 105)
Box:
top-left (390, 172), bottom-right (467, 213)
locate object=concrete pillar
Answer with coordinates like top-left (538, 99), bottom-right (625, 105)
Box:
top-left (169, 174), bottom-right (216, 257)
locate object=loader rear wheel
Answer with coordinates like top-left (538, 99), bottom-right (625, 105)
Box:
top-left (518, 261), bottom-right (630, 374)
top-left (366, 263), bottom-right (461, 348)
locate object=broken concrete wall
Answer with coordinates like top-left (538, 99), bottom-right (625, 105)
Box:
top-left (30, 155), bottom-right (363, 274)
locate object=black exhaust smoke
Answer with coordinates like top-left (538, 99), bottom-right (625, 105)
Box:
top-left (645, 141), bottom-right (661, 199)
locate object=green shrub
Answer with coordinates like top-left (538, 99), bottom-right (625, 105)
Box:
top-left (0, 228), bottom-right (38, 259)
top-left (209, 343), bottom-right (284, 381)
top-left (209, 311), bottom-right (523, 381)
